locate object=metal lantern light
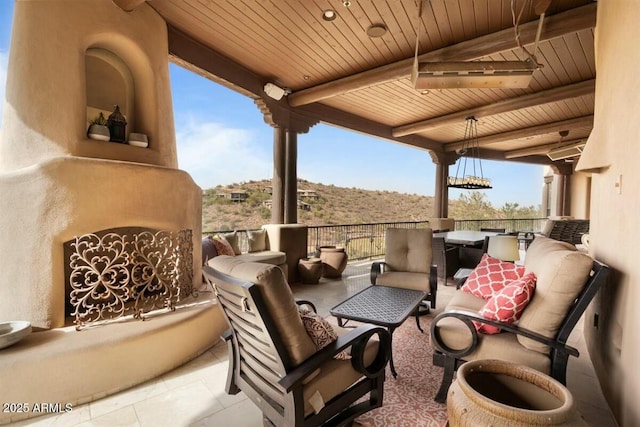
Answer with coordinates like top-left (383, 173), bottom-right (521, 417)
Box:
top-left (107, 104), bottom-right (127, 143)
top-left (447, 116), bottom-right (492, 190)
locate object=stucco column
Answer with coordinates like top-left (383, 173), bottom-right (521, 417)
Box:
top-left (284, 130), bottom-right (298, 224)
top-left (434, 162), bottom-right (449, 218)
top-left (555, 173), bottom-right (572, 216)
top-left (271, 126), bottom-right (286, 224)
top-left (430, 151), bottom-right (457, 218)
top-left (549, 164), bottom-right (573, 217)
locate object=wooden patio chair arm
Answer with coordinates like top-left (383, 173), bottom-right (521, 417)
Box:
top-left (431, 309), bottom-right (579, 359)
top-left (370, 261), bottom-right (387, 285)
top-left (279, 325), bottom-right (391, 392)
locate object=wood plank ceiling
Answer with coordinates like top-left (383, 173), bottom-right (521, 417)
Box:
top-left (145, 0), bottom-right (597, 166)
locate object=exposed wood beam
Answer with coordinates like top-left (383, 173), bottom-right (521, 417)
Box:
top-left (288, 4), bottom-right (596, 107)
top-left (467, 148), bottom-right (554, 166)
top-left (505, 138), bottom-right (586, 159)
top-left (393, 79), bottom-right (595, 137)
top-left (168, 24), bottom-right (442, 153)
top-left (298, 103), bottom-right (443, 152)
top-left (445, 115), bottom-right (594, 152)
top-left (168, 25), bottom-right (263, 98)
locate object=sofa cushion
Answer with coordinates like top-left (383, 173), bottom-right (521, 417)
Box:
top-left (430, 317), bottom-right (551, 374)
top-left (475, 272), bottom-right (536, 334)
top-left (219, 230), bottom-right (242, 255)
top-left (208, 256), bottom-right (316, 365)
top-left (446, 290), bottom-right (486, 312)
top-left (518, 236), bottom-right (593, 352)
top-left (461, 254), bottom-right (525, 299)
top-left (235, 251), bottom-right (286, 265)
top-left (375, 271), bottom-right (429, 292)
top-left (211, 236), bottom-right (235, 257)
top-left (247, 229), bottom-right (267, 252)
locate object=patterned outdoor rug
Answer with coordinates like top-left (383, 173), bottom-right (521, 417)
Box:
top-left (354, 317), bottom-right (448, 427)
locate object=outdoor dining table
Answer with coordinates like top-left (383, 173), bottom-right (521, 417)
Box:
top-left (433, 230), bottom-right (500, 270)
top-left (433, 230), bottom-right (499, 246)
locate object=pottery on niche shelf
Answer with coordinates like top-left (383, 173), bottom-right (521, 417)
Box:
top-left (87, 112), bottom-right (111, 141)
top-left (87, 124), bottom-right (110, 141)
top-left (128, 133), bottom-right (148, 148)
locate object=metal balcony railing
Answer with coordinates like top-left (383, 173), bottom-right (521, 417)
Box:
top-left (204, 218), bottom-right (546, 261)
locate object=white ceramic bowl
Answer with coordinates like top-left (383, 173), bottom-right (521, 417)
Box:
top-left (0, 321), bottom-right (32, 350)
top-left (128, 140), bottom-right (149, 148)
top-left (128, 132), bottom-right (148, 143)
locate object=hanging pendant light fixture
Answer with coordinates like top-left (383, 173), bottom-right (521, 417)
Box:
top-left (448, 116), bottom-right (492, 189)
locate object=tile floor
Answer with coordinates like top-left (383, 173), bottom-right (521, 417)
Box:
top-left (13, 260), bottom-right (617, 426)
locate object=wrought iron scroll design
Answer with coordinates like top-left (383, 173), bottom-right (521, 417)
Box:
top-left (68, 228), bottom-right (193, 330)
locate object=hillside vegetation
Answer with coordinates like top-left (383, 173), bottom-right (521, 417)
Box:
top-left (202, 179), bottom-right (541, 232)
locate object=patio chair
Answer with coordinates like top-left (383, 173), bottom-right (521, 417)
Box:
top-left (432, 236), bottom-right (458, 285)
top-left (204, 256), bottom-right (391, 427)
top-left (430, 236), bottom-right (609, 403)
top-left (370, 228), bottom-right (438, 311)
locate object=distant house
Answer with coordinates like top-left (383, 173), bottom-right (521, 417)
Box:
top-left (297, 189), bottom-right (319, 200)
top-left (298, 200), bottom-right (311, 211)
top-left (262, 199), bottom-right (311, 211)
top-left (217, 190), bottom-right (248, 203)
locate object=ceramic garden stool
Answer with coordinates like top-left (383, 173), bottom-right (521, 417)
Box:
top-left (447, 359), bottom-right (586, 426)
top-left (298, 257), bottom-right (324, 284)
top-left (319, 246), bottom-right (348, 278)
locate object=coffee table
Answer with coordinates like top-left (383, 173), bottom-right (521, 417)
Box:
top-left (330, 285), bottom-right (427, 377)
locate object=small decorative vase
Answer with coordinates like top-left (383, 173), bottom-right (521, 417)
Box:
top-left (319, 247), bottom-right (348, 278)
top-left (298, 257), bottom-right (324, 284)
top-left (447, 359), bottom-right (587, 427)
top-left (87, 124), bottom-right (110, 141)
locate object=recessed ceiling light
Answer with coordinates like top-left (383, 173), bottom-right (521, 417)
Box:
top-left (367, 24), bottom-right (387, 38)
top-left (322, 10), bottom-right (337, 21)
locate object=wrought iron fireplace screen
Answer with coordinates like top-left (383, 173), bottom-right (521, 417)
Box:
top-left (63, 227), bottom-right (194, 330)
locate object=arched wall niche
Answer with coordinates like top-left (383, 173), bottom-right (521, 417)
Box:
top-left (85, 48), bottom-right (135, 135)
top-left (82, 31), bottom-right (162, 159)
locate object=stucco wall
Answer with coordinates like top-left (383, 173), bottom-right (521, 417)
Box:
top-left (577, 2), bottom-right (640, 425)
top-left (569, 171), bottom-right (591, 219)
top-left (0, 157), bottom-right (203, 328)
top-left (0, 0), bottom-right (203, 329)
top-left (0, 0), bottom-right (177, 171)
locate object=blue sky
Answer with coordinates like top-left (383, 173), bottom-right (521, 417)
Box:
top-left (0, 2), bottom-right (542, 208)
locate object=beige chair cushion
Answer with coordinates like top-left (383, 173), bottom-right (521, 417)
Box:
top-left (208, 255), bottom-right (316, 365)
top-left (431, 316), bottom-right (551, 374)
top-left (518, 236), bottom-right (593, 352)
top-left (375, 271), bottom-right (428, 291)
top-left (445, 290), bottom-right (486, 312)
top-left (384, 228), bottom-right (433, 274)
top-left (234, 251), bottom-right (287, 266)
top-left (302, 323), bottom-right (379, 416)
